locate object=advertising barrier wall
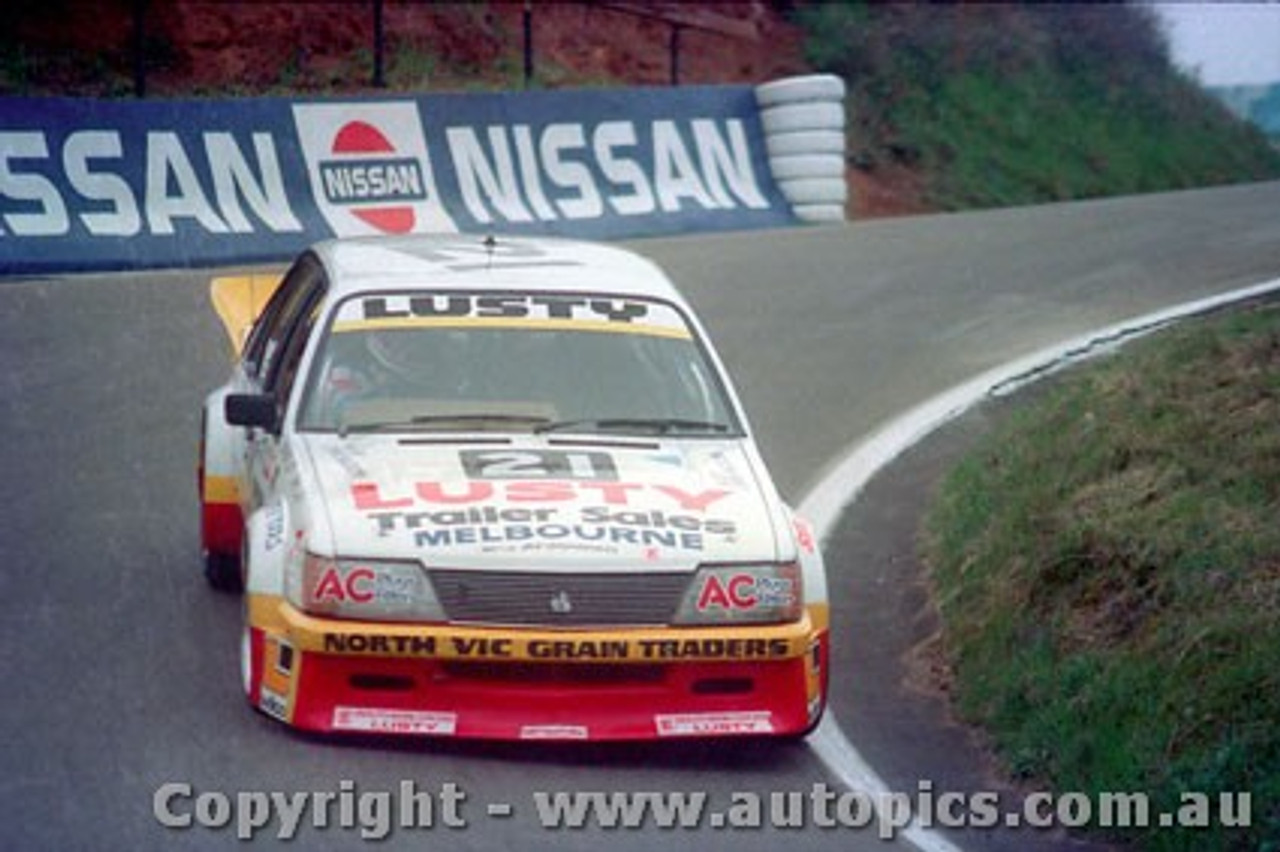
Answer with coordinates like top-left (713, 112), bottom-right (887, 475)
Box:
top-left (0, 81), bottom-right (843, 275)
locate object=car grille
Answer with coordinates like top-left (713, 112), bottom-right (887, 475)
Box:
top-left (428, 569), bottom-right (690, 627)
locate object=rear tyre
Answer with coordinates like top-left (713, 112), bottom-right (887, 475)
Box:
top-left (204, 550), bottom-right (243, 592)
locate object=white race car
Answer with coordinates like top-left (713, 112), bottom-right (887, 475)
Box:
top-left (199, 234), bottom-right (828, 740)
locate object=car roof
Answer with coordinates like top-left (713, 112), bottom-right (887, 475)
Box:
top-left (311, 234), bottom-right (689, 305)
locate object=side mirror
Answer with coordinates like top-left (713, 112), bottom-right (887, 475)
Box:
top-left (225, 393), bottom-right (280, 433)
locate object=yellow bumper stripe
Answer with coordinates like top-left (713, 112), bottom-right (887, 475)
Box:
top-left (331, 316), bottom-right (692, 339)
top-left (248, 594), bottom-right (824, 664)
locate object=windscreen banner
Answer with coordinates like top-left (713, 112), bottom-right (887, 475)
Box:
top-left (0, 86), bottom-right (793, 275)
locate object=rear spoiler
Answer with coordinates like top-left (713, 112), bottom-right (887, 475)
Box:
top-left (209, 274), bottom-right (284, 356)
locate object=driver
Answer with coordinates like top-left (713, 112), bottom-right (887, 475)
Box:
top-left (308, 328), bottom-right (470, 428)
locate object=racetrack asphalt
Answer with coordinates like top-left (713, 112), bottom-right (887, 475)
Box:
top-left (821, 387), bottom-right (1113, 852)
top-left (1, 180), bottom-right (1278, 851)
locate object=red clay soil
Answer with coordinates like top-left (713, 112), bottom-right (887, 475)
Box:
top-left (153, 2), bottom-right (808, 92)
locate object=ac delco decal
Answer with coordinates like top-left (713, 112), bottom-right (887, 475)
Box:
top-left (696, 574), bottom-right (796, 611)
top-left (293, 101), bottom-right (458, 236)
top-left (312, 566), bottom-right (376, 603)
top-left (311, 565), bottom-right (419, 606)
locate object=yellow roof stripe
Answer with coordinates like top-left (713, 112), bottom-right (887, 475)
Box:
top-left (331, 316), bottom-right (692, 339)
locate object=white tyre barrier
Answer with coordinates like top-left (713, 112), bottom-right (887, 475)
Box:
top-left (777, 177), bottom-right (848, 206)
top-left (756, 74), bottom-right (848, 224)
top-left (759, 101), bottom-right (845, 135)
top-left (764, 129), bottom-right (846, 158)
top-left (755, 74), bottom-right (847, 107)
top-left (768, 153), bottom-right (846, 181)
top-left (792, 203), bottom-right (847, 224)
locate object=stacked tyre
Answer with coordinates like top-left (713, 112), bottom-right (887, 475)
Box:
top-left (755, 74), bottom-right (848, 224)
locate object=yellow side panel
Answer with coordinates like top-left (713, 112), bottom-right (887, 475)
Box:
top-left (209, 274), bottom-right (284, 357)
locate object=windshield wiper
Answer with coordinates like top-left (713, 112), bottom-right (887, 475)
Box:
top-left (340, 413), bottom-right (553, 436)
top-left (535, 417), bottom-right (730, 436)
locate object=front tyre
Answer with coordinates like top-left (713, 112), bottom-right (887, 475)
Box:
top-left (204, 549), bottom-right (243, 592)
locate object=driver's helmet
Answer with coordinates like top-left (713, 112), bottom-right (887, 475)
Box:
top-left (365, 328), bottom-right (468, 386)
top-left (367, 328), bottom-right (427, 377)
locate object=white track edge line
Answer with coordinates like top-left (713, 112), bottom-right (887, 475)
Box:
top-left (799, 276), bottom-right (1280, 852)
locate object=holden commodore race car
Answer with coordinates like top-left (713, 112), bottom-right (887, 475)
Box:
top-left (199, 234), bottom-right (829, 740)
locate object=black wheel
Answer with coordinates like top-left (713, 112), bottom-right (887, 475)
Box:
top-left (204, 549), bottom-right (243, 592)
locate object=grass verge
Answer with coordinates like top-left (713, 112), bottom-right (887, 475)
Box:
top-left (923, 302), bottom-right (1280, 850)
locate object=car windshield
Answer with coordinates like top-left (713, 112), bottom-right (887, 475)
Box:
top-left (297, 293), bottom-right (742, 436)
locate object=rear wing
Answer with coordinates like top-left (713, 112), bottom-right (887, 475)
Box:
top-left (209, 274), bottom-right (284, 357)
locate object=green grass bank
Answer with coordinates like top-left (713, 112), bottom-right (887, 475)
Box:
top-left (924, 302), bottom-right (1280, 850)
top-left (797, 2), bottom-right (1280, 211)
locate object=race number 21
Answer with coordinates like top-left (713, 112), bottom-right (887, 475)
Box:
top-left (460, 449), bottom-right (618, 481)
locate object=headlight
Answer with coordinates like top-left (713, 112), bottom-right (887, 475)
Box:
top-left (672, 562), bottom-right (802, 625)
top-left (287, 552), bottom-right (445, 622)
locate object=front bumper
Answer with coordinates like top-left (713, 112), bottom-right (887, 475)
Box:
top-left (245, 593), bottom-right (829, 740)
